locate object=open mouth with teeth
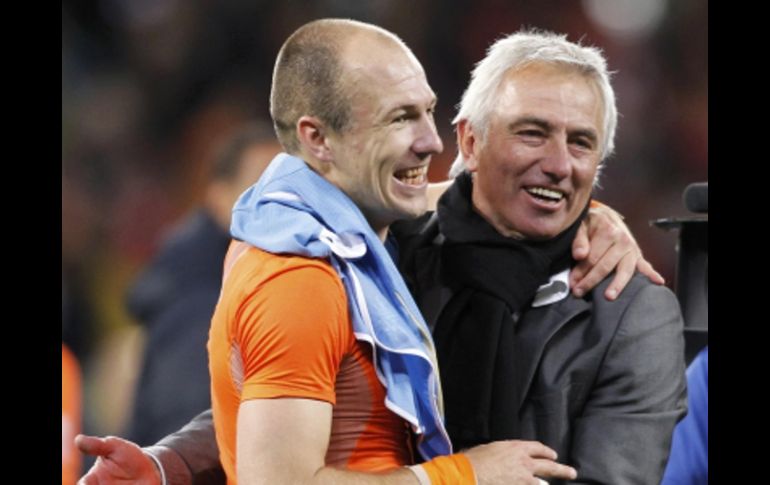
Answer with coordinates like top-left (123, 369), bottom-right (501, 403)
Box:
top-left (393, 166), bottom-right (428, 186)
top-left (526, 186), bottom-right (565, 203)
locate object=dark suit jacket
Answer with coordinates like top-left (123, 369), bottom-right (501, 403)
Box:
top-left (515, 276), bottom-right (687, 484)
top-left (396, 214), bottom-right (688, 484)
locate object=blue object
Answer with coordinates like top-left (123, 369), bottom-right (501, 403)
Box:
top-left (662, 346), bottom-right (708, 484)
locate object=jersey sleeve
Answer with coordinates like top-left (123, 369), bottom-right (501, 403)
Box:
top-left (234, 262), bottom-right (351, 404)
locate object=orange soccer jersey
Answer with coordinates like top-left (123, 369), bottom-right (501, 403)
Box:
top-left (61, 344), bottom-right (81, 485)
top-left (208, 242), bottom-right (414, 484)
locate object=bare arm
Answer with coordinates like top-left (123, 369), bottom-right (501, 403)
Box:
top-left (237, 398), bottom-right (418, 484)
top-left (570, 202), bottom-right (665, 300)
top-left (75, 401), bottom-right (576, 485)
top-left (76, 377), bottom-right (576, 485)
top-left (238, 398), bottom-right (576, 485)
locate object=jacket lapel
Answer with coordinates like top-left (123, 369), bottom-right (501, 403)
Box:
top-left (513, 296), bottom-right (591, 412)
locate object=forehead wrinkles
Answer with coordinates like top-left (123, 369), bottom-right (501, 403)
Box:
top-left (493, 66), bottom-right (602, 134)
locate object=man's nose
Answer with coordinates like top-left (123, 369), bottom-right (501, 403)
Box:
top-left (540, 137), bottom-right (572, 179)
top-left (413, 116), bottom-right (444, 158)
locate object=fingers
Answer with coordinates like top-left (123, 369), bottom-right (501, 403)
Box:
top-left (519, 441), bottom-right (558, 461)
top-left (572, 243), bottom-right (632, 299)
top-left (75, 434), bottom-right (114, 457)
top-left (574, 203), bottom-right (649, 298)
top-left (602, 251), bottom-right (637, 300)
top-left (575, 245), bottom-right (664, 300)
top-left (637, 258), bottom-right (665, 285)
top-left (570, 243), bottom-right (616, 298)
top-left (570, 217), bottom-right (644, 299)
top-left (570, 229), bottom-right (616, 296)
top-left (467, 440), bottom-right (576, 484)
top-left (572, 221), bottom-right (590, 261)
top-left (533, 459), bottom-right (578, 480)
top-left (78, 458), bottom-right (106, 485)
top-left (569, 238), bottom-right (611, 295)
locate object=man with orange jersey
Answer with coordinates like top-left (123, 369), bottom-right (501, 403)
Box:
top-left (77, 19), bottom-right (660, 485)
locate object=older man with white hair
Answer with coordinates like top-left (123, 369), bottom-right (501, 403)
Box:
top-left (397, 30), bottom-right (687, 484)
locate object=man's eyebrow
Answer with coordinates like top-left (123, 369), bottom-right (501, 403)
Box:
top-left (508, 116), bottom-right (552, 132)
top-left (569, 128), bottom-right (599, 145)
top-left (385, 96), bottom-right (439, 116)
top-left (508, 116), bottom-right (599, 143)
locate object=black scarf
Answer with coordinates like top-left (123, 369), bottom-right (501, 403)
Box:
top-left (432, 171), bottom-right (587, 449)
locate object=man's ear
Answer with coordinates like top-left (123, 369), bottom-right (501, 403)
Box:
top-left (457, 119), bottom-right (480, 172)
top-left (297, 115), bottom-right (333, 162)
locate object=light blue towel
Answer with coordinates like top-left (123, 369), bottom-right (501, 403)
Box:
top-left (231, 153), bottom-right (451, 460)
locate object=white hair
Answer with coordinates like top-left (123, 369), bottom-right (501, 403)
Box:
top-left (448, 29), bottom-right (617, 181)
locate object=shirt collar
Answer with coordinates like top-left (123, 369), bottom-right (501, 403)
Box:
top-left (531, 268), bottom-right (571, 308)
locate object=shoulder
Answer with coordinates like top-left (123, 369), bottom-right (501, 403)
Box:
top-left (219, 248), bottom-right (352, 357)
top-left (588, 278), bottom-right (685, 381)
top-left (582, 273), bottom-right (683, 343)
top-left (592, 272), bottom-right (679, 310)
top-left (263, 253), bottom-right (345, 305)
top-left (221, 246), bottom-right (347, 318)
top-left (232, 245), bottom-right (340, 282)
